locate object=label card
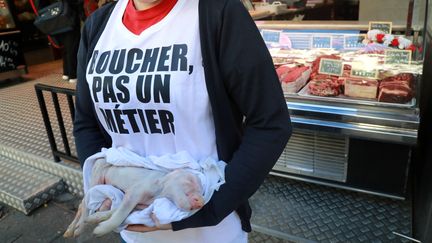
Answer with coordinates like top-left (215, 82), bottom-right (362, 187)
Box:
top-left (343, 34), bottom-right (366, 49)
top-left (318, 58), bottom-right (344, 76)
top-left (385, 50), bottom-right (412, 65)
top-left (369, 21), bottom-right (393, 34)
top-left (312, 36), bottom-right (332, 49)
top-left (262, 30), bottom-right (281, 44)
top-left (350, 68), bottom-right (378, 79)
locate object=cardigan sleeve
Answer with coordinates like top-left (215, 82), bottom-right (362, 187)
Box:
top-left (73, 19), bottom-right (111, 167)
top-left (171, 0), bottom-right (292, 230)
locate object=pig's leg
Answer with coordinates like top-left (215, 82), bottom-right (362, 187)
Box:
top-left (93, 184), bottom-right (155, 237)
top-left (73, 199), bottom-right (89, 237)
top-left (64, 199), bottom-right (84, 238)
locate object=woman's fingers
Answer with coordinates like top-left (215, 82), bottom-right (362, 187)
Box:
top-left (125, 214), bottom-right (172, 232)
top-left (126, 224), bottom-right (159, 232)
top-left (150, 213), bottom-right (172, 230)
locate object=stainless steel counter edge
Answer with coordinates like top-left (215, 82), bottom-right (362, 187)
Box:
top-left (287, 101), bottom-right (419, 130)
top-left (255, 21), bottom-right (409, 31)
top-left (291, 116), bottom-right (418, 145)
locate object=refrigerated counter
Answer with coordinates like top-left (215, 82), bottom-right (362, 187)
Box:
top-left (256, 20), bottom-right (425, 199)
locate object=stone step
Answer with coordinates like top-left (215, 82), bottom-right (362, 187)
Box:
top-left (0, 154), bottom-right (66, 214)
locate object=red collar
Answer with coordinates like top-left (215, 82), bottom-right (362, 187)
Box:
top-left (123, 0), bottom-right (177, 34)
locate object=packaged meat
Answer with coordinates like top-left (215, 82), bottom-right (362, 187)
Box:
top-left (344, 78), bottom-right (378, 99)
top-left (276, 65), bottom-right (311, 93)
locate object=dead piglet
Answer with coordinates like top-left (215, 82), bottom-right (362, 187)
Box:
top-left (64, 159), bottom-right (204, 238)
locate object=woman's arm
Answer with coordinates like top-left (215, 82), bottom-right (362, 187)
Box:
top-left (171, 0), bottom-right (292, 231)
top-left (73, 20), bottom-right (111, 167)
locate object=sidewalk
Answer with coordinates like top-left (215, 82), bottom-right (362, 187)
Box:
top-left (0, 193), bottom-right (119, 243)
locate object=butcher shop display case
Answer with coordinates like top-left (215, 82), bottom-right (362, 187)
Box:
top-left (255, 1), bottom-right (428, 199)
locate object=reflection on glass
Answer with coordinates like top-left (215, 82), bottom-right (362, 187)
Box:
top-left (0, 0), bottom-right (16, 29)
top-left (428, 0), bottom-right (432, 34)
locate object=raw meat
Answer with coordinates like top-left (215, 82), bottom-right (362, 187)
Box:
top-left (276, 65), bottom-right (311, 93)
top-left (378, 86), bottom-right (412, 103)
top-left (308, 76), bottom-right (344, 97)
top-left (378, 73), bottom-right (415, 103)
top-left (306, 55), bottom-right (346, 97)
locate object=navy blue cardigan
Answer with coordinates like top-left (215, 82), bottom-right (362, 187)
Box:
top-left (73, 0), bottom-right (292, 232)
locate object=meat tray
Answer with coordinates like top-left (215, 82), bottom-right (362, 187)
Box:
top-left (295, 82), bottom-right (416, 109)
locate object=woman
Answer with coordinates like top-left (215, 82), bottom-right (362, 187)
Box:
top-left (73, 0), bottom-right (292, 241)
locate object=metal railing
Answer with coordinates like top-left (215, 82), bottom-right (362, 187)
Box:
top-left (34, 83), bottom-right (79, 163)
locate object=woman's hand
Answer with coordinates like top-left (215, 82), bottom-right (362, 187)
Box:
top-left (126, 214), bottom-right (172, 232)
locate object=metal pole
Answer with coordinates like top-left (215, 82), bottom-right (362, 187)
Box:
top-left (51, 92), bottom-right (71, 157)
top-left (34, 85), bottom-right (60, 162)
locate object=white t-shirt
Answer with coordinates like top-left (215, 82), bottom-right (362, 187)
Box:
top-left (85, 0), bottom-right (246, 241)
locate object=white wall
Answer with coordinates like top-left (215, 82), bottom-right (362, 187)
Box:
top-left (359, 0), bottom-right (410, 25)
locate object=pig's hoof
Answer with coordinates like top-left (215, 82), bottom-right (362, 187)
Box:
top-left (93, 222), bottom-right (115, 237)
top-left (64, 223), bottom-right (78, 238)
top-left (63, 229), bottom-right (74, 238)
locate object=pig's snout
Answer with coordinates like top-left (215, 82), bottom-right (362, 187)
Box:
top-left (189, 195), bottom-right (204, 210)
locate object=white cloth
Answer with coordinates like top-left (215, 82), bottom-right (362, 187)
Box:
top-left (120, 212), bottom-right (247, 243)
top-left (83, 147), bottom-right (226, 230)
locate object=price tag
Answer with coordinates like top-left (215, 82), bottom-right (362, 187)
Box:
top-left (350, 68), bottom-right (378, 79)
top-left (312, 36), bottom-right (332, 49)
top-left (262, 30), bottom-right (281, 44)
top-left (385, 50), bottom-right (412, 65)
top-left (343, 35), bottom-right (366, 49)
top-left (369, 21), bottom-right (393, 34)
top-left (318, 58), bottom-right (344, 76)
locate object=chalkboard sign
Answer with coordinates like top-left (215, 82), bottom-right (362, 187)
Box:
top-left (385, 50), bottom-right (412, 65)
top-left (350, 68), bottom-right (378, 79)
top-left (318, 58), bottom-right (343, 76)
top-left (262, 30), bottom-right (281, 44)
top-left (369, 22), bottom-right (393, 34)
top-left (344, 35), bottom-right (366, 49)
top-left (312, 36), bottom-right (332, 49)
top-left (0, 32), bottom-right (25, 73)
